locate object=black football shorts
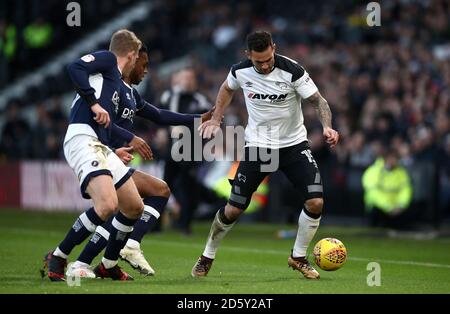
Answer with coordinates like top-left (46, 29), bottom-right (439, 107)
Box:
top-left (228, 141), bottom-right (323, 210)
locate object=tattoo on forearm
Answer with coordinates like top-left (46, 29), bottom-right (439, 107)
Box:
top-left (306, 92), bottom-right (332, 128)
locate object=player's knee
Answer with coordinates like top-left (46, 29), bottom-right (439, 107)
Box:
top-left (126, 199), bottom-right (145, 219)
top-left (105, 198), bottom-right (118, 213)
top-left (96, 197), bottom-right (118, 220)
top-left (156, 181), bottom-right (171, 198)
top-left (305, 198), bottom-right (323, 214)
top-left (225, 203), bottom-right (244, 221)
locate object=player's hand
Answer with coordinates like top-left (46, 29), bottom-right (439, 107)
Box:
top-left (323, 127), bottom-right (339, 148)
top-left (115, 147), bottom-right (134, 165)
top-left (91, 103), bottom-right (110, 128)
top-left (201, 106), bottom-right (217, 123)
top-left (198, 119), bottom-right (221, 139)
top-left (129, 136), bottom-right (153, 160)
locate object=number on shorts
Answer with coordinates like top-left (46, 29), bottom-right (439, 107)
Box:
top-left (301, 149), bottom-right (318, 168)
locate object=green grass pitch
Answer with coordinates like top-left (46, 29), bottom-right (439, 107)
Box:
top-left (0, 209), bottom-right (449, 294)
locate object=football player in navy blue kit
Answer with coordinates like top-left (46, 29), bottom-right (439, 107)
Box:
top-left (63, 46), bottom-right (215, 279)
top-left (43, 30), bottom-right (146, 281)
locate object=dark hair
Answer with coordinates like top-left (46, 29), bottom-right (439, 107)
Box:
top-left (139, 43), bottom-right (148, 54)
top-left (246, 31), bottom-right (273, 52)
top-left (384, 149), bottom-right (399, 160)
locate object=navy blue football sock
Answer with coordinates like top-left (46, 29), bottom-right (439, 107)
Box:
top-left (58, 207), bottom-right (103, 256)
top-left (103, 211), bottom-right (138, 263)
top-left (77, 216), bottom-right (113, 265)
top-left (128, 196), bottom-right (167, 243)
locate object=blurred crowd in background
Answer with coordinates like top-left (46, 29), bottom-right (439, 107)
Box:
top-left (0, 0), bottom-right (449, 227)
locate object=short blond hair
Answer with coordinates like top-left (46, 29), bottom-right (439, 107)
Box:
top-left (109, 29), bottom-right (142, 57)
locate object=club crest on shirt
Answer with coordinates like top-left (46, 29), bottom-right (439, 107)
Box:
top-left (237, 173), bottom-right (247, 183)
top-left (275, 81), bottom-right (289, 89)
top-left (112, 90), bottom-right (120, 113)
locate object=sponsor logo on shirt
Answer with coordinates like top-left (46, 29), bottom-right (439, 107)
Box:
top-left (121, 108), bottom-right (135, 122)
top-left (247, 92), bottom-right (288, 102)
top-left (81, 54), bottom-right (95, 63)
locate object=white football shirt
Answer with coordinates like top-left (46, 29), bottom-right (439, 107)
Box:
top-left (227, 54), bottom-right (318, 149)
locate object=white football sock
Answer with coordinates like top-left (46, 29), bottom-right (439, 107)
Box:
top-left (292, 209), bottom-right (321, 258)
top-left (72, 260), bottom-right (90, 268)
top-left (53, 247), bottom-right (68, 259)
top-left (101, 257), bottom-right (118, 269)
top-left (126, 239), bottom-right (140, 249)
top-left (203, 211), bottom-right (236, 259)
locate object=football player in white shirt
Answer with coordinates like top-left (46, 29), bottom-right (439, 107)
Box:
top-left (192, 31), bottom-right (339, 279)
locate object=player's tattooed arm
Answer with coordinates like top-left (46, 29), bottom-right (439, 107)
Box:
top-left (304, 91), bottom-right (339, 148)
top-left (304, 91), bottom-right (332, 129)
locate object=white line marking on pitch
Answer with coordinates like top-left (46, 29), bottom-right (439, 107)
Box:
top-left (152, 240), bottom-right (450, 269)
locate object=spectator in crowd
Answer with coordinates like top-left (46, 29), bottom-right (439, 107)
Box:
top-left (0, 101), bottom-right (31, 160)
top-left (23, 17), bottom-right (53, 50)
top-left (30, 101), bottom-right (65, 160)
top-left (159, 68), bottom-right (212, 235)
top-left (0, 0), bottom-right (136, 86)
top-left (438, 134), bottom-right (450, 216)
top-left (0, 19), bottom-right (16, 86)
top-left (362, 150), bottom-right (414, 229)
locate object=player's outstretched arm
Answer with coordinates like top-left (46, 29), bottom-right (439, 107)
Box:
top-left (135, 89), bottom-right (214, 126)
top-left (111, 123), bottom-right (153, 160)
top-left (140, 103), bottom-right (216, 125)
top-left (200, 106), bottom-right (216, 124)
top-left (304, 91), bottom-right (339, 148)
top-left (115, 147), bottom-right (134, 165)
top-left (128, 136), bottom-right (153, 160)
top-left (137, 101), bottom-right (198, 126)
top-left (198, 81), bottom-right (234, 139)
